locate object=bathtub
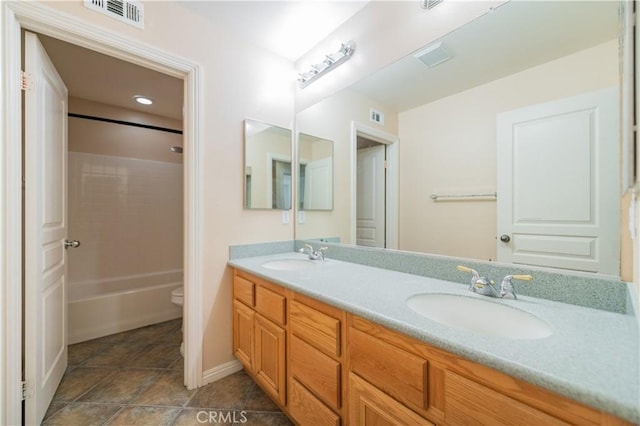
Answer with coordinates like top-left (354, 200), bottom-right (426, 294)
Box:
top-left (68, 270), bottom-right (183, 344)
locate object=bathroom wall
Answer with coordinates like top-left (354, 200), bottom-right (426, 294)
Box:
top-left (67, 97), bottom-right (183, 295)
top-left (398, 40), bottom-right (618, 261)
top-left (69, 97), bottom-right (183, 164)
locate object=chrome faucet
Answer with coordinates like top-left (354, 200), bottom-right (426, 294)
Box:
top-left (457, 265), bottom-right (499, 297)
top-left (499, 274), bottom-right (533, 299)
top-left (299, 244), bottom-right (328, 261)
top-left (457, 266), bottom-right (532, 299)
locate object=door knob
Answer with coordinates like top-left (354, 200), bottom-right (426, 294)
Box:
top-left (64, 240), bottom-right (81, 249)
top-left (499, 234), bottom-right (511, 243)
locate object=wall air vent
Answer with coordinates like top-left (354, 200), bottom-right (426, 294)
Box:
top-left (421, 0), bottom-right (444, 10)
top-left (84, 0), bottom-right (144, 29)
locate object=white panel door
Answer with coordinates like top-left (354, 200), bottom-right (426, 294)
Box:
top-left (24, 32), bottom-right (69, 425)
top-left (303, 157), bottom-right (333, 209)
top-left (356, 145), bottom-right (385, 247)
top-left (497, 87), bottom-right (619, 274)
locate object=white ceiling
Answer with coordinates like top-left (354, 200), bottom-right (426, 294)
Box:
top-left (350, 1), bottom-right (620, 112)
top-left (177, 1), bottom-right (369, 62)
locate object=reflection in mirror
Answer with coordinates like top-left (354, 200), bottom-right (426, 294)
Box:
top-left (298, 133), bottom-right (333, 211)
top-left (295, 1), bottom-right (627, 277)
top-left (244, 119), bottom-right (292, 210)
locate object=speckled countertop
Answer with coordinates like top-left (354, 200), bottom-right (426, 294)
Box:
top-left (228, 252), bottom-right (640, 424)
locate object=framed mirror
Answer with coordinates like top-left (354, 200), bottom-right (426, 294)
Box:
top-left (294, 1), bottom-right (629, 277)
top-left (298, 133), bottom-right (333, 211)
top-left (244, 119), bottom-right (292, 210)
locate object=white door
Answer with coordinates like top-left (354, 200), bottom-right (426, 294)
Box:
top-left (24, 32), bottom-right (69, 425)
top-left (356, 145), bottom-right (386, 247)
top-left (497, 87), bottom-right (619, 275)
top-left (303, 157), bottom-right (333, 209)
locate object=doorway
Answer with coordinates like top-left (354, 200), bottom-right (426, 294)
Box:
top-left (36, 34), bottom-right (185, 344)
top-left (2, 3), bottom-right (204, 424)
top-left (26, 30), bottom-right (185, 425)
top-left (351, 122), bottom-right (399, 249)
top-left (356, 138), bottom-right (386, 247)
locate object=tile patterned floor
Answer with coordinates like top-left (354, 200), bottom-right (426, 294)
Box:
top-left (43, 319), bottom-right (292, 426)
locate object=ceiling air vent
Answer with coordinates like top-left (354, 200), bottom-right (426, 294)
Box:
top-left (84, 0), bottom-right (144, 29)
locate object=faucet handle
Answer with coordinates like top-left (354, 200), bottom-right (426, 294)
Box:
top-left (512, 274), bottom-right (533, 281)
top-left (457, 265), bottom-right (475, 274)
top-left (457, 265), bottom-right (481, 280)
top-left (499, 274), bottom-right (533, 299)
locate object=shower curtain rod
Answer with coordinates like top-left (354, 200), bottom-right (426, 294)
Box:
top-left (68, 112), bottom-right (183, 135)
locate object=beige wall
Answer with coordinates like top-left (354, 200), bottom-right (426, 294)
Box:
top-left (398, 40), bottom-right (618, 261)
top-left (42, 0), bottom-right (295, 371)
top-left (69, 97), bottom-right (183, 163)
top-left (296, 89), bottom-right (399, 241)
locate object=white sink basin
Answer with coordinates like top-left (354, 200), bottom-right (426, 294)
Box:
top-left (407, 293), bottom-right (552, 340)
top-left (261, 258), bottom-right (316, 271)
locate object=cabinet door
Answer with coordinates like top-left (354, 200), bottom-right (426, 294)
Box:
top-left (289, 378), bottom-right (340, 426)
top-left (254, 313), bottom-right (287, 406)
top-left (348, 373), bottom-right (433, 426)
top-left (445, 371), bottom-right (568, 426)
top-left (233, 300), bottom-right (254, 370)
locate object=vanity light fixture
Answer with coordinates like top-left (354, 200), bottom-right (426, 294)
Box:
top-left (297, 40), bottom-right (356, 88)
top-left (133, 95), bottom-right (153, 105)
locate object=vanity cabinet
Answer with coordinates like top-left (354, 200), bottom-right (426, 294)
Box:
top-left (231, 268), bottom-right (632, 426)
top-left (232, 270), bottom-right (287, 406)
top-left (348, 315), bottom-right (632, 426)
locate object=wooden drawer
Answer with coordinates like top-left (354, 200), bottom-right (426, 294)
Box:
top-left (289, 378), bottom-right (340, 426)
top-left (233, 273), bottom-right (255, 307)
top-left (255, 285), bottom-right (286, 326)
top-left (444, 371), bottom-right (568, 426)
top-left (290, 334), bottom-right (341, 411)
top-left (290, 299), bottom-right (341, 358)
top-left (348, 373), bottom-right (433, 426)
top-left (350, 327), bottom-right (427, 413)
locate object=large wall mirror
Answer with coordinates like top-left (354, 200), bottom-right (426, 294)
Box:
top-left (298, 133), bottom-right (333, 211)
top-left (295, 0), bottom-right (631, 278)
top-left (244, 119), bottom-right (292, 210)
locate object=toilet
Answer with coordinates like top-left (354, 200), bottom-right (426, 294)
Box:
top-left (171, 286), bottom-right (184, 356)
top-left (171, 286), bottom-right (184, 307)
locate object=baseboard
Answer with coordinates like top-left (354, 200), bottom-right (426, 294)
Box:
top-left (202, 359), bottom-right (244, 386)
top-left (68, 309), bottom-right (181, 344)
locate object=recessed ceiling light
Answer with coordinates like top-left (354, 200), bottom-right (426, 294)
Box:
top-left (134, 96), bottom-right (153, 105)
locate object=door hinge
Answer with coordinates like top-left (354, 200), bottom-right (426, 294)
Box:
top-left (20, 71), bottom-right (33, 91)
top-left (383, 161), bottom-right (389, 169)
top-left (21, 381), bottom-right (32, 400)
